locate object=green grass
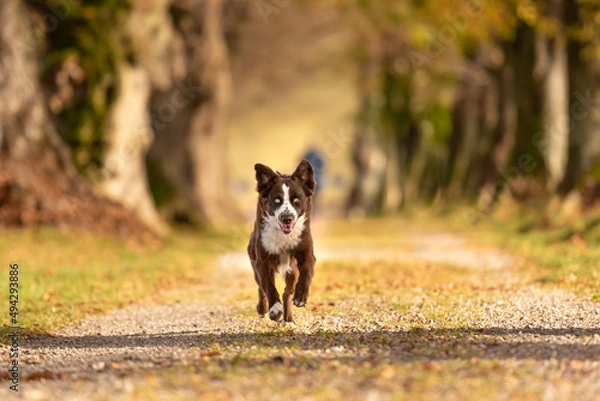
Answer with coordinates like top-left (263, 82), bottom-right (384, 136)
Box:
top-left (2, 202), bottom-right (599, 343)
top-left (3, 204), bottom-right (598, 342)
top-left (1, 212), bottom-right (598, 399)
top-left (444, 204), bottom-right (600, 298)
top-left (112, 251), bottom-right (517, 401)
top-left (345, 203), bottom-right (599, 298)
top-left (0, 226), bottom-right (247, 340)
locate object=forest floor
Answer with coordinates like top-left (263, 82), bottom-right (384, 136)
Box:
top-left (1, 216), bottom-right (599, 400)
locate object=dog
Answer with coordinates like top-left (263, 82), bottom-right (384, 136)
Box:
top-left (247, 159), bottom-right (316, 327)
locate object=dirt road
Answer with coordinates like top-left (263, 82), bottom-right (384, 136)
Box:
top-left (2, 230), bottom-right (599, 400)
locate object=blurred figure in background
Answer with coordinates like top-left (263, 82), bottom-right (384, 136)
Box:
top-left (302, 146), bottom-right (325, 213)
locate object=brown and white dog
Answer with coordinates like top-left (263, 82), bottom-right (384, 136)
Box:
top-left (247, 159), bottom-right (316, 327)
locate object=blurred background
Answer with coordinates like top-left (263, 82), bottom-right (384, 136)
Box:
top-left (1, 0), bottom-right (599, 237)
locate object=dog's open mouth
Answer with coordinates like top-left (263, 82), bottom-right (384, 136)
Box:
top-left (280, 223), bottom-right (294, 234)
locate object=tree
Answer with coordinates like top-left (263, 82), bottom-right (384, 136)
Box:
top-left (559, 0), bottom-right (600, 196)
top-left (40, 0), bottom-right (243, 230)
top-left (99, 0), bottom-right (186, 235)
top-left (148, 0), bottom-right (243, 226)
top-left (0, 0), bottom-right (152, 239)
top-left (537, 0), bottom-right (570, 191)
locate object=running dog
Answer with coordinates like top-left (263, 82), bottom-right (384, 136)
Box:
top-left (247, 159), bottom-right (316, 327)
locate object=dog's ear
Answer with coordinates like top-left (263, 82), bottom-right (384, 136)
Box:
top-left (292, 159), bottom-right (316, 196)
top-left (254, 163), bottom-right (277, 193)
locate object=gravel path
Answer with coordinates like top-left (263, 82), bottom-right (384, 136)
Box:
top-left (1, 232), bottom-right (599, 400)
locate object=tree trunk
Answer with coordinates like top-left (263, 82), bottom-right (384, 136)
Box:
top-left (446, 71), bottom-right (481, 199)
top-left (538, 0), bottom-right (569, 191)
top-left (477, 41), bottom-right (517, 212)
top-left (513, 23), bottom-right (544, 179)
top-left (346, 126), bottom-right (387, 217)
top-left (0, 0), bottom-right (153, 240)
top-left (148, 0), bottom-right (241, 226)
top-left (100, 64), bottom-right (169, 235)
top-left (188, 0), bottom-right (238, 224)
top-left (558, 0), bottom-right (600, 195)
top-left (382, 135), bottom-right (402, 212)
top-left (98, 0), bottom-right (186, 235)
top-left (346, 36), bottom-right (388, 217)
top-left (0, 0), bottom-right (71, 167)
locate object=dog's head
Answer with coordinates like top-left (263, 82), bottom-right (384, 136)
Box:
top-left (254, 159), bottom-right (315, 235)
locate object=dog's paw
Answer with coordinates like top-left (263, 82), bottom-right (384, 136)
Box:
top-left (293, 287), bottom-right (309, 307)
top-left (257, 305), bottom-right (267, 317)
top-left (269, 302), bottom-right (283, 321)
top-left (293, 296), bottom-right (307, 308)
top-left (282, 321), bottom-right (296, 329)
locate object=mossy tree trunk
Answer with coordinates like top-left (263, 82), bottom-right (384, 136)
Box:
top-left (99, 0), bottom-right (186, 235)
top-left (149, 0), bottom-right (242, 226)
top-left (100, 63), bottom-right (169, 235)
top-left (0, 0), bottom-right (153, 239)
top-left (558, 0), bottom-right (600, 196)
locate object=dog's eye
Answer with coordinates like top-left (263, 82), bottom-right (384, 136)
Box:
top-left (293, 198), bottom-right (300, 205)
top-left (274, 198), bottom-right (282, 204)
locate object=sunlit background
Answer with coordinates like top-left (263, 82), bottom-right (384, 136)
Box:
top-left (2, 0), bottom-right (599, 234)
top-left (2, 2), bottom-right (600, 399)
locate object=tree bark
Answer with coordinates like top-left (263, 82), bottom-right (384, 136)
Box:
top-left (477, 41), bottom-right (517, 211)
top-left (98, 0), bottom-right (186, 235)
top-left (558, 0), bottom-right (600, 195)
top-left (346, 33), bottom-right (387, 217)
top-left (100, 63), bottom-right (169, 235)
top-left (346, 126), bottom-right (387, 217)
top-left (148, 0), bottom-right (241, 226)
top-left (188, 0), bottom-right (238, 224)
top-left (446, 67), bottom-right (485, 199)
top-left (538, 0), bottom-right (569, 191)
top-left (0, 0), bottom-right (153, 240)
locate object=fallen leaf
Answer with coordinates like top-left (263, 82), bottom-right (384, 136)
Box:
top-left (200, 351), bottom-right (221, 358)
top-left (378, 366), bottom-right (396, 379)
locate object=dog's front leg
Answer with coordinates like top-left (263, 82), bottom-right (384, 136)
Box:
top-left (258, 266), bottom-right (283, 321)
top-left (282, 261), bottom-right (299, 326)
top-left (293, 251), bottom-right (315, 307)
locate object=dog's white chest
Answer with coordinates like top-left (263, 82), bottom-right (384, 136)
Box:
top-left (260, 214), bottom-right (305, 255)
top-left (277, 252), bottom-right (293, 276)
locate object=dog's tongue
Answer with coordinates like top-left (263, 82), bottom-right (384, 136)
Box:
top-left (281, 224), bottom-right (293, 234)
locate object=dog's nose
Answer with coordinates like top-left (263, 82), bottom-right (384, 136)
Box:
top-left (281, 214), bottom-right (293, 225)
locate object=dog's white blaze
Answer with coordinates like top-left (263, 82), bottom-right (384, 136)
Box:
top-left (277, 252), bottom-right (293, 276)
top-left (275, 184), bottom-right (298, 222)
top-left (260, 214), bottom-right (306, 254)
top-left (269, 302), bottom-right (283, 316)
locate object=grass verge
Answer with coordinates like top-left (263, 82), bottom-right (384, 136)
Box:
top-left (0, 226), bottom-right (248, 341)
top-left (407, 203), bottom-right (600, 298)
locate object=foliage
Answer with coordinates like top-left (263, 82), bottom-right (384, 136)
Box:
top-left (432, 203), bottom-right (600, 296)
top-left (2, 215), bottom-right (598, 397)
top-left (37, 0), bottom-right (132, 176)
top-left (335, 0), bottom-right (600, 212)
top-left (0, 226), bottom-right (229, 340)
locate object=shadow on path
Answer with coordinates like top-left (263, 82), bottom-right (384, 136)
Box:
top-left (24, 326), bottom-right (600, 363)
